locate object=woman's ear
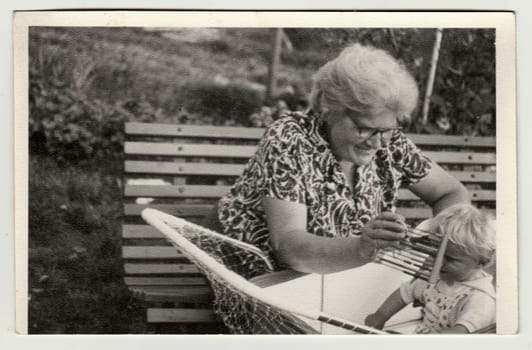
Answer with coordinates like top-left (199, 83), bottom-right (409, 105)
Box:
top-left (313, 91), bottom-right (332, 124)
top-left (311, 90), bottom-right (323, 113)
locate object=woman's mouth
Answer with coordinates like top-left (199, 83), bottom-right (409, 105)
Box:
top-left (355, 146), bottom-right (375, 155)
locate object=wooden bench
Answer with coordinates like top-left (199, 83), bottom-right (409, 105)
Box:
top-left (122, 121), bottom-right (496, 331)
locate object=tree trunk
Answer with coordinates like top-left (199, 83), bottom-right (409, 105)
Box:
top-left (266, 28), bottom-right (283, 105)
top-left (421, 28), bottom-right (443, 125)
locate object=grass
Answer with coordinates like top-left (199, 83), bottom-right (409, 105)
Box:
top-left (28, 156), bottom-right (151, 333)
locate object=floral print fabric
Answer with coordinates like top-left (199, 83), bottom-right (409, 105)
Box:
top-left (217, 111), bottom-right (432, 269)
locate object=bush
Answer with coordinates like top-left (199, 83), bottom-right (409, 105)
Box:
top-left (29, 68), bottom-right (162, 163)
top-left (183, 81), bottom-right (264, 126)
top-left (29, 81), bottom-right (119, 162)
top-left (283, 28), bottom-right (495, 136)
top-left (28, 31), bottom-right (168, 164)
top-left (429, 30), bottom-right (495, 135)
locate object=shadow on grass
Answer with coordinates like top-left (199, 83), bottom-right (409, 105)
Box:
top-left (28, 156), bottom-right (225, 334)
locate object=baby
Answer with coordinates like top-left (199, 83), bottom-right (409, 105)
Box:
top-left (365, 204), bottom-right (496, 334)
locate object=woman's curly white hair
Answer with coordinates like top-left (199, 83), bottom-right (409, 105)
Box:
top-left (310, 43), bottom-right (419, 122)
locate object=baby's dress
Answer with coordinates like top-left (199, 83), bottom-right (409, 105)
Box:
top-left (399, 269), bottom-right (496, 333)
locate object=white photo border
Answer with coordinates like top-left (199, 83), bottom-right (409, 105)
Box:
top-left (4, 5), bottom-right (528, 350)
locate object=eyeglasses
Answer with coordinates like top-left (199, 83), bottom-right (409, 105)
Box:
top-left (351, 118), bottom-right (402, 144)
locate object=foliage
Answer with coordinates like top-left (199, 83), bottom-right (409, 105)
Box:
top-left (430, 29), bottom-right (496, 135)
top-left (29, 27), bottom-right (496, 137)
top-left (283, 28), bottom-right (495, 136)
top-left (182, 81), bottom-right (264, 126)
top-left (29, 44), bottom-right (162, 163)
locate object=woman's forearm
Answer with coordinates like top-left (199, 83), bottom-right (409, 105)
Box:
top-left (431, 187), bottom-right (471, 215)
top-left (263, 198), bottom-right (405, 274)
top-left (272, 229), bottom-right (373, 274)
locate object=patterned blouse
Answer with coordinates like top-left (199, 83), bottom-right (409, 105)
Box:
top-left (217, 111), bottom-right (432, 269)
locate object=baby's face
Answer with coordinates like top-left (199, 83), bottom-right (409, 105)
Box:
top-left (439, 242), bottom-right (480, 283)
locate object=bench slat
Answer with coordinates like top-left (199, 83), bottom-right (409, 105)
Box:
top-left (125, 184), bottom-right (495, 201)
top-left (425, 151), bottom-right (495, 164)
top-left (122, 246), bottom-right (184, 259)
top-left (125, 276), bottom-right (207, 286)
top-left (124, 204), bottom-right (215, 218)
top-left (397, 207), bottom-right (496, 219)
top-left (147, 308), bottom-right (217, 323)
top-left (125, 185), bottom-right (230, 198)
top-left (125, 160), bottom-right (245, 176)
top-left (124, 263), bottom-right (200, 274)
top-left (125, 160), bottom-right (496, 182)
top-left (407, 134), bottom-right (495, 148)
top-left (123, 224), bottom-right (163, 239)
top-left (448, 171), bottom-right (495, 183)
top-left (123, 204), bottom-right (495, 241)
top-left (124, 142), bottom-right (256, 158)
top-left (125, 142), bottom-right (495, 164)
top-left (399, 189), bottom-right (495, 201)
top-left (132, 286), bottom-right (213, 303)
top-left (126, 122), bottom-right (265, 140)
top-left (126, 122), bottom-right (495, 148)
top-left (124, 206), bottom-right (496, 238)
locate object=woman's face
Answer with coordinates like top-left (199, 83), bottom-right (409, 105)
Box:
top-left (326, 109), bottom-right (399, 165)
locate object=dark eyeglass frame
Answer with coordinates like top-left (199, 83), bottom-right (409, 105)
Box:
top-left (350, 117), bottom-right (402, 143)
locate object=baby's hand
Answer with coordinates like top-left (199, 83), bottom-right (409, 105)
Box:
top-left (365, 313), bottom-right (386, 330)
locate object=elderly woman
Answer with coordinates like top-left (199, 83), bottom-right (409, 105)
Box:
top-left (217, 44), bottom-right (470, 275)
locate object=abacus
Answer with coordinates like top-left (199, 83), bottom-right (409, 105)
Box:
top-left (375, 226), bottom-right (449, 283)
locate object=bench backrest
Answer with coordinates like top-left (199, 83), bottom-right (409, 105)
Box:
top-left (122, 121), bottom-right (496, 326)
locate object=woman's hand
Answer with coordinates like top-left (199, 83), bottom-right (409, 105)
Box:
top-left (358, 212), bottom-right (407, 261)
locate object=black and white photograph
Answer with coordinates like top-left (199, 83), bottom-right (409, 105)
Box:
top-left (13, 11), bottom-right (516, 338)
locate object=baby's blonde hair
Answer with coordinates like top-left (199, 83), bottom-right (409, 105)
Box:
top-left (426, 204), bottom-right (495, 265)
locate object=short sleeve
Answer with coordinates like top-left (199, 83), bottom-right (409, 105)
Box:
top-left (455, 292), bottom-right (496, 333)
top-left (400, 278), bottom-right (428, 304)
top-left (254, 120), bottom-right (310, 204)
top-left (387, 132), bottom-right (433, 187)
